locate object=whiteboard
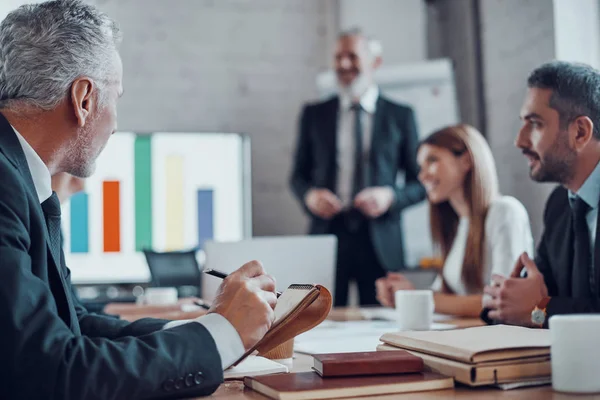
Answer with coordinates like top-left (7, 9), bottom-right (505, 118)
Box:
top-left (316, 58), bottom-right (460, 267)
top-left (61, 131), bottom-right (251, 284)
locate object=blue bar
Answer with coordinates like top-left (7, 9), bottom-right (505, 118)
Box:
top-left (70, 192), bottom-right (89, 253)
top-left (197, 189), bottom-right (214, 249)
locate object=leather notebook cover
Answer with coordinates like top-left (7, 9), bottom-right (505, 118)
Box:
top-left (232, 284), bottom-right (332, 366)
top-left (377, 344), bottom-right (551, 386)
top-left (380, 325), bottom-right (550, 364)
top-left (244, 371), bottom-right (453, 400)
top-left (312, 350), bottom-right (423, 377)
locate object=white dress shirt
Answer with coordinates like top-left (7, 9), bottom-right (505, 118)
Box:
top-left (337, 85), bottom-right (379, 208)
top-left (12, 126), bottom-right (245, 370)
top-left (431, 196), bottom-right (534, 295)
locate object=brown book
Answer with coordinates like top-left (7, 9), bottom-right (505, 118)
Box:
top-left (377, 344), bottom-right (551, 386)
top-left (244, 371), bottom-right (453, 400)
top-left (380, 325), bottom-right (550, 364)
top-left (312, 350), bottom-right (423, 377)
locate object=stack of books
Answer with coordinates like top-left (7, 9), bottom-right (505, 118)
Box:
top-left (377, 325), bottom-right (551, 387)
top-left (244, 351), bottom-right (454, 399)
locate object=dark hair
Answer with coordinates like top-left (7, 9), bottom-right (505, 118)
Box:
top-left (527, 61), bottom-right (600, 139)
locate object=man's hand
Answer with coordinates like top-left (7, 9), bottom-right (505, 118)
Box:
top-left (305, 188), bottom-right (342, 220)
top-left (354, 187), bottom-right (395, 218)
top-left (209, 261), bottom-right (277, 350)
top-left (375, 273), bottom-right (415, 307)
top-left (482, 252), bottom-right (549, 326)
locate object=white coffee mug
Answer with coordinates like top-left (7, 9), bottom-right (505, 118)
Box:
top-left (394, 290), bottom-right (434, 331)
top-left (137, 287), bottom-right (178, 306)
top-left (550, 314), bottom-right (600, 393)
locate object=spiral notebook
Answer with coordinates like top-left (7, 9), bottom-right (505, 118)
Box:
top-left (231, 284), bottom-right (332, 366)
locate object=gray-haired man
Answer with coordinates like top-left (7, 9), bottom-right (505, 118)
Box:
top-left (0, 1), bottom-right (276, 399)
top-left (290, 28), bottom-right (426, 306)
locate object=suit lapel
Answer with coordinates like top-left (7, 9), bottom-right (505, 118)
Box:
top-left (594, 199), bottom-right (600, 295)
top-left (563, 210), bottom-right (575, 295)
top-left (0, 113), bottom-right (68, 306)
top-left (325, 97), bottom-right (339, 188)
top-left (368, 97), bottom-right (386, 187)
top-left (0, 113), bottom-right (39, 198)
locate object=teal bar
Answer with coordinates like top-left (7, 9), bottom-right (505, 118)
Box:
top-left (70, 192), bottom-right (89, 253)
top-left (135, 135), bottom-right (153, 251)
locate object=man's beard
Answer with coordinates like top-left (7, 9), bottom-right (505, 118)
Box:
top-left (337, 71), bottom-right (370, 99)
top-left (65, 125), bottom-right (99, 178)
top-left (527, 132), bottom-right (576, 184)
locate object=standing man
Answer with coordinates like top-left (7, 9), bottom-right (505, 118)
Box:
top-left (483, 61), bottom-right (600, 327)
top-left (0, 1), bottom-right (276, 399)
top-left (290, 28), bottom-right (426, 306)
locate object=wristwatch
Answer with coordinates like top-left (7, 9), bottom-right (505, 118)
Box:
top-left (531, 297), bottom-right (551, 328)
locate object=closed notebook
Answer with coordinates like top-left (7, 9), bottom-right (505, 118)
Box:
top-left (380, 325), bottom-right (550, 364)
top-left (244, 371), bottom-right (453, 400)
top-left (377, 344), bottom-right (551, 386)
top-left (312, 350), bottom-right (423, 377)
top-left (224, 356), bottom-right (288, 380)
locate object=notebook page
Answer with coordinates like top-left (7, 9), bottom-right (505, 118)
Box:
top-left (273, 284), bottom-right (315, 324)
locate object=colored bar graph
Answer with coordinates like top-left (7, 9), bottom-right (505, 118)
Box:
top-left (197, 189), bottom-right (214, 249)
top-left (134, 135), bottom-right (152, 251)
top-left (165, 155), bottom-right (185, 250)
top-left (70, 192), bottom-right (89, 253)
top-left (103, 181), bottom-right (121, 252)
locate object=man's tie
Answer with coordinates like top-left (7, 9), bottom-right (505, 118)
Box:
top-left (571, 195), bottom-right (595, 297)
top-left (346, 103), bottom-right (366, 232)
top-left (350, 103), bottom-right (365, 198)
top-left (41, 192), bottom-right (62, 266)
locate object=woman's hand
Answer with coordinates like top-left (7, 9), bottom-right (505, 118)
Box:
top-left (375, 273), bottom-right (415, 307)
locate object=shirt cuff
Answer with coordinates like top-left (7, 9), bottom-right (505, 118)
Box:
top-left (163, 313), bottom-right (245, 370)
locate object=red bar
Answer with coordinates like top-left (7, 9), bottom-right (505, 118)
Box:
top-left (103, 181), bottom-right (121, 252)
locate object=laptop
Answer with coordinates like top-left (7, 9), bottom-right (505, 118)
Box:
top-left (202, 235), bottom-right (337, 302)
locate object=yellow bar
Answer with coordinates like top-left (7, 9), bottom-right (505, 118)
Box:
top-left (165, 155), bottom-right (185, 250)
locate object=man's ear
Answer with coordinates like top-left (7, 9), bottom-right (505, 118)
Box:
top-left (70, 77), bottom-right (96, 128)
top-left (572, 115), bottom-right (594, 151)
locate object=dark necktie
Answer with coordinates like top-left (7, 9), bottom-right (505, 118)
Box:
top-left (345, 103), bottom-right (365, 232)
top-left (41, 192), bottom-right (62, 265)
top-left (571, 196), bottom-right (595, 297)
top-left (350, 103), bottom-right (365, 198)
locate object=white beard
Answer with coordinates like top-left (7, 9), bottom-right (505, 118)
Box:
top-left (338, 72), bottom-right (370, 100)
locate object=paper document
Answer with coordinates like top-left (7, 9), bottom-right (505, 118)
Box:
top-left (494, 378), bottom-right (552, 390)
top-left (360, 307), bottom-right (455, 322)
top-left (295, 320), bottom-right (456, 355)
top-left (224, 356), bottom-right (288, 380)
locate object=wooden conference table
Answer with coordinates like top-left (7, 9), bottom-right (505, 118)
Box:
top-left (104, 305), bottom-right (599, 399)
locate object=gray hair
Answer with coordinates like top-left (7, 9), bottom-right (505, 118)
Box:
top-left (528, 61), bottom-right (600, 139)
top-left (0, 0), bottom-right (121, 110)
top-left (338, 27), bottom-right (382, 58)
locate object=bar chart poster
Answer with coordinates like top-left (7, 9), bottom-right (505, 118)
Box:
top-left (61, 132), bottom-right (247, 284)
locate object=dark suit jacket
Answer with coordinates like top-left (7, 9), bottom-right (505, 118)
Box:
top-left (0, 113), bottom-right (222, 400)
top-left (536, 186), bottom-right (600, 325)
top-left (290, 95), bottom-right (426, 271)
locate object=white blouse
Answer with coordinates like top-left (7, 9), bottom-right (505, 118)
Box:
top-left (431, 196), bottom-right (534, 295)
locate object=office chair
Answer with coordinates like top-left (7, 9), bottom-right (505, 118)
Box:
top-left (142, 247), bottom-right (202, 298)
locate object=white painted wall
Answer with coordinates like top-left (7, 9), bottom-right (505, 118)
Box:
top-left (553, 0), bottom-right (600, 68)
top-left (338, 0), bottom-right (427, 64)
